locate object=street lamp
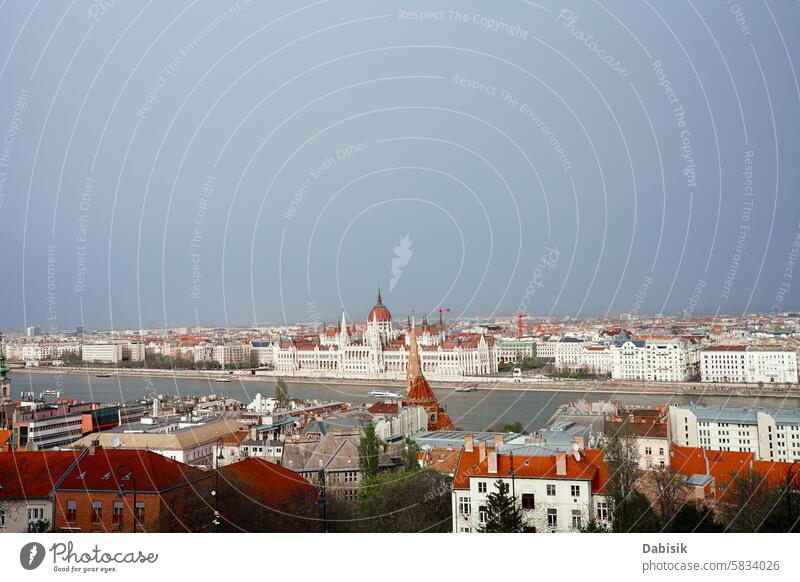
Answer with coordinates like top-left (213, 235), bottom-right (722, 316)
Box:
top-left (116, 464), bottom-right (137, 533)
top-left (211, 437), bottom-right (225, 532)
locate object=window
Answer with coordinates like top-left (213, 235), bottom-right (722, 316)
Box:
top-left (645, 447), bottom-right (652, 456)
top-left (0, 508), bottom-right (5, 528)
top-left (659, 447), bottom-right (664, 456)
top-left (27, 507), bottom-right (44, 522)
top-left (546, 484), bottom-right (556, 496)
top-left (478, 506), bottom-right (488, 524)
top-left (478, 482), bottom-right (487, 493)
top-left (113, 502), bottom-right (123, 524)
top-left (91, 501), bottom-right (102, 523)
top-left (547, 508), bottom-right (557, 528)
top-left (521, 493), bottom-right (535, 509)
top-left (596, 502), bottom-right (609, 521)
top-left (66, 500), bottom-right (77, 522)
top-left (134, 502), bottom-right (145, 524)
top-left (458, 496), bottom-right (471, 515)
top-left (570, 484), bottom-right (580, 497)
top-left (571, 510), bottom-right (582, 529)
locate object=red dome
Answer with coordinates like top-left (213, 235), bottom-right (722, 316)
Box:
top-left (368, 289), bottom-right (392, 323)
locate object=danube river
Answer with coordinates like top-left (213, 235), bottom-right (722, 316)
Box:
top-left (12, 372), bottom-right (800, 432)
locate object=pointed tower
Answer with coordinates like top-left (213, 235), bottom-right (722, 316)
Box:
top-left (404, 326), bottom-right (454, 430)
top-left (338, 311), bottom-right (350, 347)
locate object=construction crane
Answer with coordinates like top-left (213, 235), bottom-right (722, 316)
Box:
top-left (493, 313), bottom-right (533, 339)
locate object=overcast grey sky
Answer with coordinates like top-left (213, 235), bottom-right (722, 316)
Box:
top-left (1, 1), bottom-right (799, 330)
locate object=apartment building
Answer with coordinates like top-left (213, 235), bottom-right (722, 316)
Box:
top-left (669, 404), bottom-right (800, 462)
top-left (20, 343), bottom-right (81, 361)
top-left (701, 345), bottom-right (798, 384)
top-left (211, 343), bottom-right (252, 367)
top-left (609, 338), bottom-right (698, 382)
top-left (81, 343), bottom-right (123, 363)
top-left (554, 337), bottom-right (586, 369)
top-left (451, 437), bottom-right (609, 533)
top-left (701, 345), bottom-right (747, 383)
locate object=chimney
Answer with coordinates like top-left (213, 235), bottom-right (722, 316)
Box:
top-left (464, 434), bottom-right (474, 453)
top-left (493, 434), bottom-right (503, 447)
top-left (487, 448), bottom-right (498, 474)
top-left (479, 440), bottom-right (487, 462)
top-left (556, 452), bottom-right (567, 476)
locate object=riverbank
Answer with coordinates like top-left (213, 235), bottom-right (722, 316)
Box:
top-left (18, 365), bottom-right (800, 399)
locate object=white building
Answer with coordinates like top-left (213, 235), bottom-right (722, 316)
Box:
top-left (580, 345), bottom-right (612, 375)
top-left (701, 345), bottom-right (798, 384)
top-left (451, 437), bottom-right (609, 533)
top-left (609, 338), bottom-right (698, 382)
top-left (21, 343), bottom-right (81, 361)
top-left (272, 292), bottom-right (498, 379)
top-left (701, 345), bottom-right (747, 383)
top-left (643, 338), bottom-right (699, 382)
top-left (81, 343), bottom-right (123, 363)
top-left (533, 338), bottom-right (559, 359)
top-left (554, 338), bottom-right (585, 369)
top-left (669, 404), bottom-right (800, 462)
top-left (745, 347), bottom-right (798, 384)
top-left (610, 340), bottom-right (646, 380)
top-left (211, 343), bottom-right (252, 367)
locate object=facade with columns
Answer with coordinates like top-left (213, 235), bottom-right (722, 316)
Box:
top-left (270, 292), bottom-right (498, 379)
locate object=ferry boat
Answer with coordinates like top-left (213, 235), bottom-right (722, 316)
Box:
top-left (39, 389), bottom-right (62, 398)
top-left (368, 390), bottom-right (401, 399)
top-left (215, 377), bottom-right (233, 383)
top-left (96, 373), bottom-right (113, 378)
top-left (454, 386), bottom-right (475, 393)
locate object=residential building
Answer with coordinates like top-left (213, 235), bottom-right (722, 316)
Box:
top-left (53, 448), bottom-right (213, 532)
top-left (81, 343), bottom-right (123, 363)
top-left (669, 404), bottom-right (800, 462)
top-left (451, 439), bottom-right (609, 533)
top-left (701, 345), bottom-right (747, 383)
top-left (554, 337), bottom-right (585, 369)
top-left (0, 450), bottom-right (83, 532)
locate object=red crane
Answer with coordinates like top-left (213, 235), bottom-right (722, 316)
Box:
top-left (493, 313), bottom-right (533, 339)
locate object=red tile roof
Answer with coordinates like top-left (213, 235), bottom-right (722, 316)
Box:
top-left (0, 450), bottom-right (83, 498)
top-left (670, 445), bottom-right (800, 499)
top-left (452, 448), bottom-right (609, 494)
top-left (56, 449), bottom-right (208, 493)
top-left (218, 458), bottom-right (316, 507)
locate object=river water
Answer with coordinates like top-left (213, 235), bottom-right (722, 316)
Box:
top-left (12, 372), bottom-right (800, 432)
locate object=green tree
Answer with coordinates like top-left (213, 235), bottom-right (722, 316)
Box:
top-left (358, 425), bottom-right (381, 480)
top-left (479, 479), bottom-right (523, 533)
top-left (275, 377), bottom-right (290, 408)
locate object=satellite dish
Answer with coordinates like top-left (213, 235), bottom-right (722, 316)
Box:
top-left (110, 436), bottom-right (121, 448)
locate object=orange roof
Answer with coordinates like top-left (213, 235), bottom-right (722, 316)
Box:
top-left (670, 445), bottom-right (800, 500)
top-left (0, 429), bottom-right (12, 446)
top-left (453, 448), bottom-right (608, 494)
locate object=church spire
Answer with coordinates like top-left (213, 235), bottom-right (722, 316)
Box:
top-left (376, 287), bottom-right (383, 305)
